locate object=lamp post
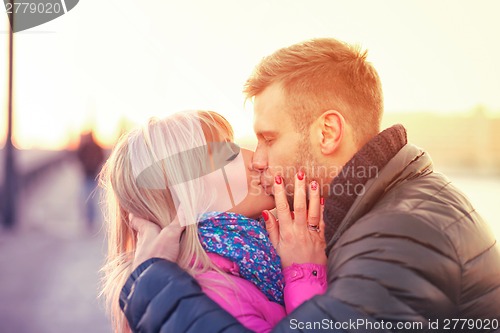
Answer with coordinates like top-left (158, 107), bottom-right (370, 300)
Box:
top-left (3, 0), bottom-right (17, 228)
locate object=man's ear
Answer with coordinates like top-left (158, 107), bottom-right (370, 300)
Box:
top-left (317, 110), bottom-right (345, 155)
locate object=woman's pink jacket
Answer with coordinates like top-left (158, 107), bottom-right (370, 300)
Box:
top-left (198, 253), bottom-right (327, 333)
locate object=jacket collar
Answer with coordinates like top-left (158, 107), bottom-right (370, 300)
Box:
top-left (325, 143), bottom-right (434, 252)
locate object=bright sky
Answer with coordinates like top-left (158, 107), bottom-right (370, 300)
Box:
top-left (1, 0), bottom-right (500, 149)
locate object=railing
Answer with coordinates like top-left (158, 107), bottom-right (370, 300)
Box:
top-left (0, 149), bottom-right (75, 228)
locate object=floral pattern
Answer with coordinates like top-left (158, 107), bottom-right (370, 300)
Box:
top-left (198, 211), bottom-right (284, 304)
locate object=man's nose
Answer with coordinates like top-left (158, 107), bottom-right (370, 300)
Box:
top-left (252, 147), bottom-right (268, 172)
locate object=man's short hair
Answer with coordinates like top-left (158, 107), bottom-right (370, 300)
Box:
top-left (244, 38), bottom-right (383, 146)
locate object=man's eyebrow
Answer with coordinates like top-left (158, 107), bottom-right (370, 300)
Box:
top-left (255, 130), bottom-right (278, 137)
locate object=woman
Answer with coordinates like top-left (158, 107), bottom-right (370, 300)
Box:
top-left (99, 110), bottom-right (327, 333)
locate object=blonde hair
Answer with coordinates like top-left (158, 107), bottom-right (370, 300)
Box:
top-left (99, 110), bottom-right (234, 333)
top-left (244, 37), bottom-right (383, 146)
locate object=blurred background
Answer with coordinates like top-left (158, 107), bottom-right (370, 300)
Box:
top-left (1, 1), bottom-right (499, 332)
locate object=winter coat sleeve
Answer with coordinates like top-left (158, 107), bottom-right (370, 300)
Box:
top-left (282, 263), bottom-right (327, 314)
top-left (120, 258), bottom-right (252, 333)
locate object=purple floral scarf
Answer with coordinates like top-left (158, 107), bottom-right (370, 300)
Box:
top-left (198, 211), bottom-right (284, 305)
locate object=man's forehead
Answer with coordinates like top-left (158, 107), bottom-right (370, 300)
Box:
top-left (253, 95), bottom-right (289, 134)
top-left (253, 113), bottom-right (281, 136)
top-left (253, 106), bottom-right (294, 136)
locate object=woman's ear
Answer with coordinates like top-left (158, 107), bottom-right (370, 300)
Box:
top-left (318, 110), bottom-right (345, 155)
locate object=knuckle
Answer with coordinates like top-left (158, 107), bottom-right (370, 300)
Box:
top-left (308, 216), bottom-right (320, 224)
top-left (276, 201), bottom-right (289, 212)
top-left (294, 205), bottom-right (306, 214)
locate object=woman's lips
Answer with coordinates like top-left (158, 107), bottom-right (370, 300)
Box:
top-left (260, 182), bottom-right (273, 195)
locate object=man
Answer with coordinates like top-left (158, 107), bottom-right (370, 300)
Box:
top-left (76, 131), bottom-right (105, 231)
top-left (120, 38), bottom-right (500, 332)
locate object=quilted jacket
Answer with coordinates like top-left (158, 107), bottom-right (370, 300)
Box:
top-left (120, 144), bottom-right (500, 332)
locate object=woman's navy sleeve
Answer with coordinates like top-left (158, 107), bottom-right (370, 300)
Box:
top-left (120, 258), bottom-right (252, 333)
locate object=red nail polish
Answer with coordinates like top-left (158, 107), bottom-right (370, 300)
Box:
top-left (275, 175), bottom-right (282, 185)
top-left (262, 210), bottom-right (269, 221)
top-left (297, 170), bottom-right (304, 180)
top-left (310, 180), bottom-right (318, 190)
top-left (291, 211), bottom-right (295, 219)
top-left (320, 197), bottom-right (325, 205)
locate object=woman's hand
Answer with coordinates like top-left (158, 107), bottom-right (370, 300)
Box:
top-left (262, 171), bottom-right (327, 268)
top-left (129, 214), bottom-right (185, 271)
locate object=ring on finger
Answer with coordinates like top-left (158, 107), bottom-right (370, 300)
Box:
top-left (307, 224), bottom-right (320, 232)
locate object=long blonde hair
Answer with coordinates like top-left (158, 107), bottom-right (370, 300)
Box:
top-left (99, 110), bottom-right (234, 333)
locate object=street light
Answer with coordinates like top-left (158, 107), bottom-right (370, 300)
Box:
top-left (2, 0), bottom-right (17, 228)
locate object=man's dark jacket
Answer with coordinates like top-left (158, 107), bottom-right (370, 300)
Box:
top-left (120, 143), bottom-right (500, 332)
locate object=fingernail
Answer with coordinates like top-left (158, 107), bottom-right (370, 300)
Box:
top-left (262, 210), bottom-right (269, 221)
top-left (310, 180), bottom-right (318, 191)
top-left (291, 211), bottom-right (295, 219)
top-left (297, 170), bottom-right (304, 180)
top-left (275, 175), bottom-right (282, 185)
top-left (320, 197), bottom-right (325, 205)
